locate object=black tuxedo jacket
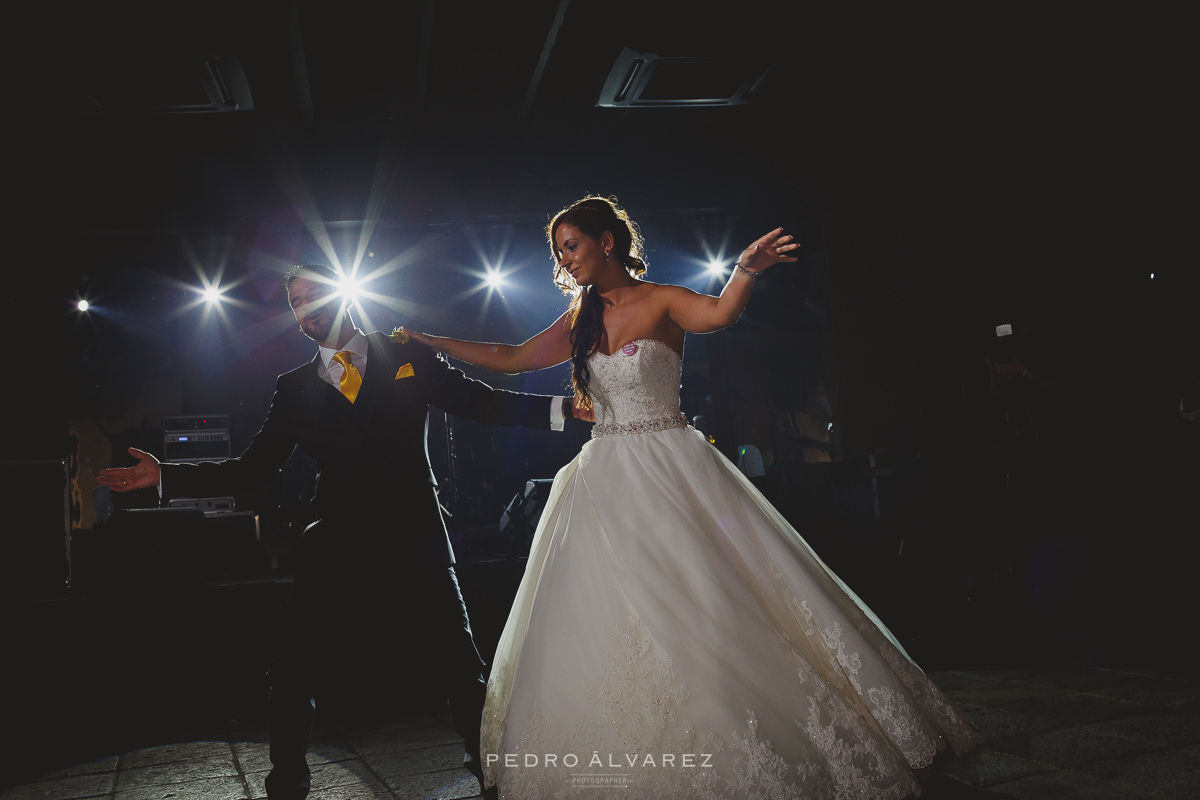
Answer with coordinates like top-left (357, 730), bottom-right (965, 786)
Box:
top-left (160, 331), bottom-right (554, 566)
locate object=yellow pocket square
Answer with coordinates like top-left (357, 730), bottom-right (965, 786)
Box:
top-left (390, 327), bottom-right (410, 344)
top-left (395, 363), bottom-right (415, 380)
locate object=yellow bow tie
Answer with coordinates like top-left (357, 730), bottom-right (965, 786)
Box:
top-left (331, 351), bottom-right (362, 403)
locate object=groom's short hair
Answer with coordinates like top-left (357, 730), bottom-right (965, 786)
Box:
top-left (283, 263), bottom-right (343, 293)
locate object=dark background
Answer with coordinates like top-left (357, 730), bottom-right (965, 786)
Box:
top-left (5, 2), bottom-right (1195, 788)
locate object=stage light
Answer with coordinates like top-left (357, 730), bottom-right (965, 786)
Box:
top-left (204, 285), bottom-right (223, 303)
top-left (339, 275), bottom-right (361, 301)
top-left (483, 269), bottom-right (505, 290)
top-left (707, 259), bottom-right (726, 275)
top-left (76, 299), bottom-right (89, 312)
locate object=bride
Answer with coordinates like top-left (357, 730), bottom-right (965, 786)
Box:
top-left (403, 196), bottom-right (981, 798)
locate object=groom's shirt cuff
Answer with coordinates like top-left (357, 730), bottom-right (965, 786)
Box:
top-left (550, 396), bottom-right (566, 431)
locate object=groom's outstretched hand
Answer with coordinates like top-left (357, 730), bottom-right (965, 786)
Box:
top-left (97, 447), bottom-right (162, 492)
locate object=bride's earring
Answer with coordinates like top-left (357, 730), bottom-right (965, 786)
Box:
top-left (605, 249), bottom-right (611, 261)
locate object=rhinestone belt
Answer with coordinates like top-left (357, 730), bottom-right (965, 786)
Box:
top-left (591, 412), bottom-right (688, 438)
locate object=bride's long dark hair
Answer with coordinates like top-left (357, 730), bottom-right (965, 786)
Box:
top-left (548, 196), bottom-right (648, 410)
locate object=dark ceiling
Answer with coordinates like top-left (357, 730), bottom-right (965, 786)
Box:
top-left (19, 4), bottom-right (1183, 251)
top-left (13, 4), bottom-right (1173, 245)
top-left (54, 1), bottom-right (829, 233)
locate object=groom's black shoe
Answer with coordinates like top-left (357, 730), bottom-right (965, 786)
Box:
top-left (264, 730), bottom-right (311, 800)
top-left (264, 768), bottom-right (310, 800)
top-left (265, 674), bottom-right (315, 800)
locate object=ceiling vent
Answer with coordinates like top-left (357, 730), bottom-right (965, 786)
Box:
top-left (597, 47), bottom-right (770, 108)
top-left (84, 51), bottom-right (253, 114)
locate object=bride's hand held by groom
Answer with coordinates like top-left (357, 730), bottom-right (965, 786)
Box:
top-left (399, 327), bottom-right (434, 348)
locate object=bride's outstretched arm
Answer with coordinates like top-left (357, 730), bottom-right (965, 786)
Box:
top-left (662, 228), bottom-right (798, 333)
top-left (401, 311), bottom-right (574, 374)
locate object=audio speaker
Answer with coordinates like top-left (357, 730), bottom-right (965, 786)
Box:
top-left (498, 479), bottom-right (555, 556)
top-left (0, 459), bottom-right (71, 598)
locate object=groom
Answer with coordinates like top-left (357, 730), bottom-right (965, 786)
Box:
top-left (98, 263), bottom-right (572, 799)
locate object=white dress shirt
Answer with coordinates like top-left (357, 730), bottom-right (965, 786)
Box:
top-left (318, 330), bottom-right (369, 390)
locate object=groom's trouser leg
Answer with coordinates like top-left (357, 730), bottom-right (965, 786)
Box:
top-left (265, 604), bottom-right (315, 799)
top-left (265, 671), bottom-right (314, 800)
top-left (416, 565), bottom-right (489, 785)
top-left (265, 520), bottom-right (332, 800)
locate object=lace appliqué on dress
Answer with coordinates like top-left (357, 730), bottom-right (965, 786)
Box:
top-left (768, 560), bottom-right (977, 772)
top-left (485, 612), bottom-right (927, 799)
top-left (586, 613), bottom-right (691, 751)
top-left (878, 642), bottom-right (982, 756)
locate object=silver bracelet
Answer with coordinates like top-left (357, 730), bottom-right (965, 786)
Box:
top-left (735, 262), bottom-right (761, 277)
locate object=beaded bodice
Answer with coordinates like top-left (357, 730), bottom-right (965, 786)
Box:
top-left (587, 339), bottom-right (687, 437)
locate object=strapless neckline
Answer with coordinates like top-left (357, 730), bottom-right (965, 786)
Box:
top-left (585, 337), bottom-right (685, 436)
top-left (592, 338), bottom-right (682, 360)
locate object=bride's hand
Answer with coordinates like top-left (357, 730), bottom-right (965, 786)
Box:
top-left (736, 228), bottom-right (800, 275)
top-left (572, 395), bottom-right (595, 423)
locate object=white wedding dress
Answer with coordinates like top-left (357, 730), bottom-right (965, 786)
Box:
top-left (481, 339), bottom-right (980, 799)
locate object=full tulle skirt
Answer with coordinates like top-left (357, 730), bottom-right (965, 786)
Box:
top-left (482, 426), bottom-right (980, 799)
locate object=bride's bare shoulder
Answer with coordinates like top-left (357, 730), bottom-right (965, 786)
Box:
top-left (645, 282), bottom-right (699, 301)
top-left (641, 280), bottom-right (690, 295)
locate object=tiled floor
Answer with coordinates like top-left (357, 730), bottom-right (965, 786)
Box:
top-left (0, 713), bottom-right (482, 800)
top-left (931, 667), bottom-right (1199, 799)
top-left (3, 667), bottom-right (1196, 799)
